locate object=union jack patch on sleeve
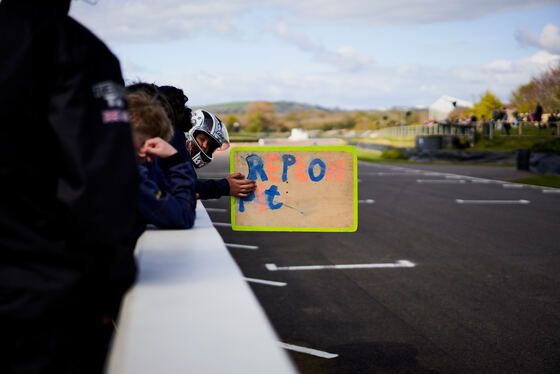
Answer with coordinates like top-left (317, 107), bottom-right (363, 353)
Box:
top-left (102, 109), bottom-right (130, 124)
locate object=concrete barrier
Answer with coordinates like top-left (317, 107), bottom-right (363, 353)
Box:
top-left (105, 203), bottom-right (296, 374)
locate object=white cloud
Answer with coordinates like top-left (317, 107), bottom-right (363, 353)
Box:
top-left (447, 51), bottom-right (559, 100)
top-left (70, 0), bottom-right (246, 42)
top-left (70, 0), bottom-right (558, 43)
top-left (290, 0), bottom-right (558, 25)
top-left (68, 1), bottom-right (560, 109)
top-left (516, 24), bottom-right (560, 54)
top-left (271, 22), bottom-right (374, 71)
top-left (141, 51), bottom-right (559, 109)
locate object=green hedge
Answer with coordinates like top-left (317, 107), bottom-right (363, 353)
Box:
top-left (531, 138), bottom-right (560, 154)
top-left (380, 149), bottom-right (407, 160)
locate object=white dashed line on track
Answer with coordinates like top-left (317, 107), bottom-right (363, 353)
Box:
top-left (205, 208), bottom-right (228, 213)
top-left (422, 172), bottom-right (446, 176)
top-left (278, 343), bottom-right (338, 359)
top-left (265, 260), bottom-right (416, 272)
top-left (358, 199), bottom-right (375, 204)
top-left (417, 179), bottom-right (466, 184)
top-left (456, 199), bottom-right (530, 205)
top-left (368, 172), bottom-right (419, 176)
top-left (213, 222), bottom-right (232, 227)
top-left (445, 175), bottom-right (465, 179)
top-left (226, 243), bottom-right (259, 250)
top-left (244, 278), bottom-right (287, 287)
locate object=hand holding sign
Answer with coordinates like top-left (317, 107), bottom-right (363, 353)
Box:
top-left (230, 146), bottom-right (357, 232)
top-left (227, 173), bottom-right (257, 198)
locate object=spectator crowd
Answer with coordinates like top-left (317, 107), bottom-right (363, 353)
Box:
top-left (425, 104), bottom-right (559, 137)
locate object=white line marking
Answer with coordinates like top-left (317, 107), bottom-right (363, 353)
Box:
top-left (225, 243), bottom-right (259, 250)
top-left (266, 260), bottom-right (415, 272)
top-left (359, 162), bottom-right (527, 188)
top-left (213, 222), bottom-right (232, 227)
top-left (417, 179), bottom-right (466, 184)
top-left (367, 172), bottom-right (419, 176)
top-left (543, 189), bottom-right (560, 194)
top-left (358, 199), bottom-right (375, 204)
top-left (278, 342), bottom-right (338, 359)
top-left (502, 184), bottom-right (524, 188)
top-left (205, 208), bottom-right (228, 212)
top-left (456, 199), bottom-right (530, 204)
top-left (422, 172), bottom-right (445, 176)
top-left (244, 277), bottom-right (287, 287)
top-left (445, 175), bottom-right (464, 179)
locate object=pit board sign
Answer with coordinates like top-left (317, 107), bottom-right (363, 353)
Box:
top-left (230, 146), bottom-right (357, 232)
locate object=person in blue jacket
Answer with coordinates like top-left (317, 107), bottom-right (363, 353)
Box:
top-left (128, 92), bottom-right (197, 232)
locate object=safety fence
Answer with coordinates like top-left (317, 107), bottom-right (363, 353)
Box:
top-left (370, 121), bottom-right (560, 138)
top-left (105, 203), bottom-right (296, 374)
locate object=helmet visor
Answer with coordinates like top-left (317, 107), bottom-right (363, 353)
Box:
top-left (198, 110), bottom-right (229, 152)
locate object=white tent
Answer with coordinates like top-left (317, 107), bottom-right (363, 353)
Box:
top-left (428, 95), bottom-right (473, 121)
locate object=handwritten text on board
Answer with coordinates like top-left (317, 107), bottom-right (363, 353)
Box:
top-left (230, 146), bottom-right (357, 232)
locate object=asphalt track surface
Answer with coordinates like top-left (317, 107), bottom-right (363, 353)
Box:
top-left (198, 148), bottom-right (560, 374)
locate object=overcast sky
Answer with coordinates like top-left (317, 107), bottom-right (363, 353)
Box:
top-left (70, 0), bottom-right (560, 110)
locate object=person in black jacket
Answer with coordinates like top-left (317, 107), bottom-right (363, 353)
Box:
top-left (158, 85), bottom-right (193, 161)
top-left (0, 1), bottom-right (138, 373)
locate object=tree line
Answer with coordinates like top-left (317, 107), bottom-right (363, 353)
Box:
top-left (220, 60), bottom-right (559, 133)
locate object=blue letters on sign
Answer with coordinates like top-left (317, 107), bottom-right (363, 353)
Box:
top-left (281, 154), bottom-right (296, 182)
top-left (246, 154), bottom-right (268, 181)
top-left (240, 154), bottom-right (329, 213)
top-left (239, 191), bottom-right (255, 212)
top-left (308, 158), bottom-right (326, 182)
top-left (265, 185), bottom-right (283, 210)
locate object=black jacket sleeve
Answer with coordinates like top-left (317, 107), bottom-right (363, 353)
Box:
top-left (196, 178), bottom-right (230, 200)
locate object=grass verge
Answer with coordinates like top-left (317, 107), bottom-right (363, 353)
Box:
top-left (356, 147), bottom-right (383, 162)
top-left (356, 147), bottom-right (411, 163)
top-left (469, 136), bottom-right (554, 151)
top-left (511, 175), bottom-right (560, 189)
top-left (348, 136), bottom-right (416, 148)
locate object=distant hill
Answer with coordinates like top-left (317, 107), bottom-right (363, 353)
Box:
top-left (195, 102), bottom-right (251, 115)
top-left (388, 105), bottom-right (428, 113)
top-left (194, 101), bottom-right (337, 115)
top-left (273, 101), bottom-right (336, 113)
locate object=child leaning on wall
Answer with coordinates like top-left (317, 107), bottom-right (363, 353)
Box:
top-left (128, 92), bottom-right (197, 233)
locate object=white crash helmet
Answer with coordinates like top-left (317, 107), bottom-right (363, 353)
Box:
top-left (187, 109), bottom-right (230, 168)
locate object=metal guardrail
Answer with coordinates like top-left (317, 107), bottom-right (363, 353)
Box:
top-left (105, 203), bottom-right (296, 374)
top-left (370, 121), bottom-right (560, 138)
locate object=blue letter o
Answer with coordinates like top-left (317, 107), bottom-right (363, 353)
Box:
top-left (308, 159), bottom-right (326, 182)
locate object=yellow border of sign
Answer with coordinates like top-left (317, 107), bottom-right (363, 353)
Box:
top-left (230, 145), bottom-right (358, 232)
